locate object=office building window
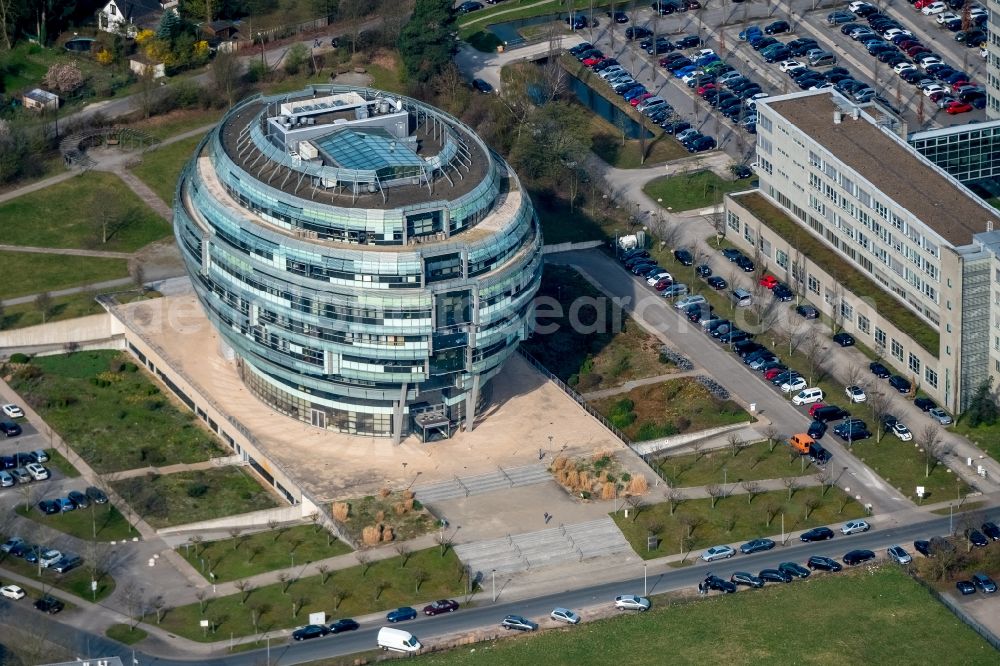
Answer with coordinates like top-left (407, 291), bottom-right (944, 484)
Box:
top-left (874, 327), bottom-right (886, 350)
top-left (908, 353), bottom-right (920, 374)
top-left (925, 367), bottom-right (938, 389)
top-left (841, 301), bottom-right (853, 322)
top-left (744, 224), bottom-right (755, 243)
top-left (727, 211), bottom-right (740, 232)
top-left (808, 274), bottom-right (820, 294)
top-left (776, 249), bottom-right (788, 268)
top-left (891, 338), bottom-right (903, 361)
top-left (857, 314), bottom-right (870, 334)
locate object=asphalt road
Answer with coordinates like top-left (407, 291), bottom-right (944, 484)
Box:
top-left (0, 509), bottom-right (980, 665)
top-left (547, 249), bottom-right (910, 514)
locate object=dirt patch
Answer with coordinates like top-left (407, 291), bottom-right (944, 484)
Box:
top-left (132, 238), bottom-right (185, 281)
top-left (550, 450), bottom-right (649, 501)
top-left (369, 48), bottom-right (398, 72)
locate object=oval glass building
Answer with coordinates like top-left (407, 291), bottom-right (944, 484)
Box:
top-left (174, 86), bottom-right (542, 442)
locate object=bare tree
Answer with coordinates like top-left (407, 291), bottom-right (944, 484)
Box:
top-left (845, 364), bottom-right (864, 389)
top-left (317, 563), bottom-right (331, 585)
top-left (122, 582), bottom-right (145, 629)
top-left (246, 543), bottom-right (263, 564)
top-left (783, 477), bottom-right (801, 500)
top-left (277, 572), bottom-right (292, 595)
top-left (355, 551), bottom-right (372, 575)
top-left (803, 338), bottom-right (828, 386)
top-left (227, 526), bottom-right (243, 550)
top-left (332, 589), bottom-right (350, 609)
top-left (868, 389), bottom-right (894, 443)
top-left (816, 468), bottom-right (835, 496)
top-left (677, 513), bottom-right (706, 538)
top-left (665, 487), bottom-right (686, 515)
top-left (151, 595), bottom-right (167, 624)
top-left (721, 511), bottom-right (737, 532)
top-left (394, 543), bottom-right (412, 568)
top-left (412, 569), bottom-right (430, 594)
top-left (741, 480), bottom-right (762, 505)
top-left (763, 500), bottom-right (781, 527)
top-left (292, 595), bottom-right (307, 618)
top-left (763, 424), bottom-right (782, 453)
top-left (727, 433), bottom-right (747, 458)
top-left (195, 588), bottom-right (208, 615)
top-left (919, 425), bottom-right (949, 477)
top-left (248, 602), bottom-right (267, 634)
top-left (35, 292), bottom-right (53, 324)
top-left (434, 530), bottom-right (453, 556)
top-left (706, 484), bottom-right (724, 508)
top-left (210, 48), bottom-right (240, 108)
top-left (624, 494), bottom-right (643, 521)
top-left (803, 497), bottom-right (821, 519)
top-left (374, 580), bottom-right (391, 601)
top-left (688, 440), bottom-right (706, 462)
top-left (234, 579), bottom-right (254, 605)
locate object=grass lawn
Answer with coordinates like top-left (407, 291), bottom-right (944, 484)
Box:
top-left (416, 567), bottom-right (997, 664)
top-left (589, 113), bottom-right (688, 169)
top-left (0, 252), bottom-right (130, 300)
top-left (160, 547), bottom-right (465, 641)
top-left (644, 170), bottom-right (752, 212)
top-left (44, 450), bottom-right (81, 478)
top-left (457, 0), bottom-right (609, 37)
top-left (612, 486), bottom-right (865, 560)
top-left (131, 135), bottom-right (203, 204)
top-left (732, 191), bottom-right (939, 355)
top-left (112, 467), bottom-right (279, 529)
top-left (9, 351), bottom-right (228, 473)
top-left (532, 189), bottom-right (614, 244)
top-left (16, 503), bottom-right (134, 542)
top-left (592, 377), bottom-right (748, 442)
top-left (850, 437), bottom-right (968, 503)
top-left (0, 547), bottom-right (114, 601)
top-left (952, 418), bottom-right (1000, 464)
top-left (0, 172), bottom-right (171, 252)
top-left (0, 287), bottom-right (159, 331)
top-left (365, 50), bottom-right (406, 94)
top-left (522, 266), bottom-right (675, 391)
top-left (655, 440), bottom-right (819, 487)
top-left (177, 525), bottom-right (352, 583)
top-left (106, 624), bottom-right (147, 645)
top-left (129, 107), bottom-right (224, 140)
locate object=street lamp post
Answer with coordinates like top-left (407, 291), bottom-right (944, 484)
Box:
top-left (492, 568), bottom-right (497, 603)
top-left (643, 563), bottom-right (648, 596)
top-left (257, 32), bottom-right (265, 73)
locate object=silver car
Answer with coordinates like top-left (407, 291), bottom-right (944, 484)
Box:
top-left (928, 408), bottom-right (952, 425)
top-left (614, 595), bottom-right (651, 611)
top-left (887, 545), bottom-right (912, 565)
top-left (0, 471), bottom-right (13, 487)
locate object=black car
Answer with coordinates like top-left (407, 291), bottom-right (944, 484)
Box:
top-left (292, 624), bottom-right (330, 641)
top-left (800, 527), bottom-right (835, 542)
top-left (68, 490), bottom-right (89, 509)
top-left (889, 375), bottom-right (911, 393)
top-left (471, 78), bottom-right (493, 94)
top-left (982, 522), bottom-right (1000, 541)
top-left (732, 165), bottom-right (753, 179)
top-left (501, 614), bottom-right (538, 631)
top-left (707, 276), bottom-right (728, 290)
top-left (956, 580), bottom-right (976, 595)
top-left (674, 249), bottom-right (694, 265)
top-left (832, 332), bottom-right (855, 347)
top-left (34, 596), bottom-right (64, 614)
top-left (0, 421), bottom-right (22, 437)
top-left (704, 574), bottom-right (737, 593)
top-left (457, 1), bottom-right (483, 12)
top-left (796, 304), bottom-right (819, 319)
top-left (722, 248), bottom-right (743, 261)
top-left (37, 499), bottom-right (60, 514)
top-left (914, 397), bottom-right (937, 412)
top-left (779, 561), bottom-right (811, 578)
top-left (765, 20), bottom-right (790, 34)
top-left (329, 618), bottom-right (360, 633)
top-left (772, 284), bottom-right (794, 301)
top-left (807, 555), bottom-right (842, 572)
top-left (731, 571), bottom-right (764, 588)
top-left (696, 264), bottom-right (712, 277)
top-left (610, 10), bottom-right (629, 22)
top-left (688, 136), bottom-right (717, 153)
top-left (740, 538), bottom-right (776, 554)
top-left (51, 554), bottom-right (82, 573)
top-left (759, 568), bottom-right (792, 583)
top-left (0, 455), bottom-right (14, 469)
top-left (966, 528), bottom-right (989, 548)
top-left (85, 486), bottom-right (109, 504)
top-left (972, 573), bottom-right (997, 593)
top-left (869, 362), bottom-right (890, 378)
top-left (735, 255), bottom-right (754, 272)
top-left (662, 121), bottom-right (692, 135)
top-left (9, 542), bottom-right (36, 559)
top-left (625, 26), bottom-right (653, 40)
top-left (913, 539), bottom-right (931, 557)
top-left (675, 35), bottom-right (702, 49)
top-left (568, 42), bottom-right (593, 56)
top-left (843, 549), bottom-right (876, 566)
top-left (808, 420), bottom-right (827, 439)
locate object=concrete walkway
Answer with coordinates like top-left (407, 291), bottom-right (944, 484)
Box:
top-left (0, 243), bottom-right (133, 260)
top-left (0, 277), bottom-right (134, 307)
top-left (580, 370), bottom-right (699, 400)
top-left (455, 33), bottom-right (585, 88)
top-left (0, 170), bottom-right (78, 205)
top-left (113, 455), bottom-right (244, 480)
top-left (112, 168), bottom-right (173, 222)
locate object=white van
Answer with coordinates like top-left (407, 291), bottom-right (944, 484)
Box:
top-left (377, 626), bottom-right (422, 653)
top-left (730, 288), bottom-right (753, 308)
top-left (792, 387), bottom-right (824, 406)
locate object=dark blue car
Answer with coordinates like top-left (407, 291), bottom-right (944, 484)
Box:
top-left (386, 607), bottom-right (418, 623)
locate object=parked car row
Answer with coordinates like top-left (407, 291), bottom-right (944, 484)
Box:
top-left (0, 537), bottom-right (81, 574)
top-left (36, 486), bottom-right (107, 515)
top-left (0, 451), bottom-right (50, 487)
top-left (910, 522), bottom-right (998, 594)
top-left (290, 618), bottom-right (361, 641)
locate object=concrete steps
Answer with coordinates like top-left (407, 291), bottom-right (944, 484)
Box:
top-left (454, 517), bottom-right (634, 576)
top-left (414, 464), bottom-right (551, 503)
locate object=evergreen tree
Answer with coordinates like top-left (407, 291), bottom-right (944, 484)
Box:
top-left (398, 0), bottom-right (454, 83)
top-left (965, 377), bottom-right (999, 428)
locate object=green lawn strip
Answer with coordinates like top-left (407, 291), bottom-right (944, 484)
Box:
top-left (43, 450), bottom-right (81, 478)
top-left (521, 266), bottom-right (674, 391)
top-left (952, 419), bottom-right (1000, 464)
top-left (0, 287), bottom-right (160, 331)
top-left (458, 0), bottom-right (610, 36)
top-left (613, 486), bottom-right (866, 560)
top-left (645, 171), bottom-right (752, 212)
top-left (415, 567), bottom-right (996, 665)
top-left (589, 114), bottom-right (689, 169)
top-left (0, 252), bottom-right (129, 301)
top-left (732, 192), bottom-right (939, 355)
top-left (112, 468), bottom-right (279, 529)
top-left (131, 135), bottom-right (204, 205)
top-left (16, 504), bottom-right (135, 542)
top-left (178, 525), bottom-right (352, 583)
top-left (129, 108), bottom-right (225, 141)
top-left (930, 501), bottom-right (986, 515)
top-left (106, 624), bottom-right (147, 645)
top-left (532, 189), bottom-right (612, 243)
top-left (0, 171), bottom-right (171, 252)
top-left (9, 351), bottom-right (228, 473)
top-left (850, 437), bottom-right (969, 503)
top-left (655, 440), bottom-right (819, 487)
top-left (0, 549), bottom-right (115, 602)
top-left (160, 548), bottom-right (465, 641)
top-left (591, 377), bottom-right (748, 441)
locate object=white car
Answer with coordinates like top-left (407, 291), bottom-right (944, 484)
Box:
top-left (674, 295), bottom-right (707, 310)
top-left (921, 2), bottom-right (947, 15)
top-left (39, 549), bottom-right (62, 568)
top-left (792, 388), bottom-right (824, 406)
top-left (681, 71), bottom-right (704, 85)
top-left (845, 385), bottom-right (867, 403)
top-left (614, 594), bottom-right (651, 611)
top-left (935, 12), bottom-right (959, 24)
top-left (883, 28), bottom-right (912, 39)
top-left (25, 463), bottom-right (49, 481)
top-left (780, 377), bottom-right (807, 393)
top-left (696, 48), bottom-right (715, 59)
top-left (1, 404), bottom-right (23, 418)
top-left (647, 271), bottom-right (672, 286)
top-left (922, 84), bottom-right (946, 98)
top-left (842, 519), bottom-right (871, 535)
top-left (892, 422), bottom-right (912, 441)
top-left (778, 60), bottom-right (804, 73)
top-left (893, 62), bottom-right (916, 74)
top-left (0, 585), bottom-right (25, 600)
top-left (550, 607), bottom-right (581, 624)
top-left (848, 1), bottom-right (872, 12)
top-left (701, 545), bottom-right (736, 562)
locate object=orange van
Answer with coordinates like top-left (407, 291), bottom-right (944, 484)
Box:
top-left (788, 433), bottom-right (815, 455)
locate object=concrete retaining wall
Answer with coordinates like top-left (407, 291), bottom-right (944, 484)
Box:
top-left (0, 313), bottom-right (114, 351)
top-left (156, 504), bottom-right (309, 536)
top-left (542, 240), bottom-right (605, 255)
top-left (632, 421), bottom-right (753, 456)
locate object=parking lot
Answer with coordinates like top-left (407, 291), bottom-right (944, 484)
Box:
top-left (564, 0), bottom-right (988, 163)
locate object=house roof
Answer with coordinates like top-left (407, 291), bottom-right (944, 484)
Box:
top-left (108, 0), bottom-right (163, 20)
top-left (24, 88), bottom-right (58, 103)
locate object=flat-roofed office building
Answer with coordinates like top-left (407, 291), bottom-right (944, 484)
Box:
top-left (174, 86), bottom-right (542, 442)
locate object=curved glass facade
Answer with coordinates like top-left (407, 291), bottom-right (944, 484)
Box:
top-left (174, 86), bottom-right (542, 440)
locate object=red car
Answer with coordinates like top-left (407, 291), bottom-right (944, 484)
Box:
top-left (808, 403), bottom-right (828, 418)
top-left (697, 83), bottom-right (716, 95)
top-left (654, 277), bottom-right (673, 290)
top-left (631, 92), bottom-right (653, 107)
top-left (423, 599), bottom-right (460, 615)
top-left (764, 367), bottom-right (786, 381)
top-left (950, 80), bottom-right (970, 91)
top-left (759, 274), bottom-right (778, 289)
top-left (946, 101), bottom-right (973, 114)
top-left (582, 55), bottom-right (604, 67)
top-left (913, 0), bottom-right (933, 9)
